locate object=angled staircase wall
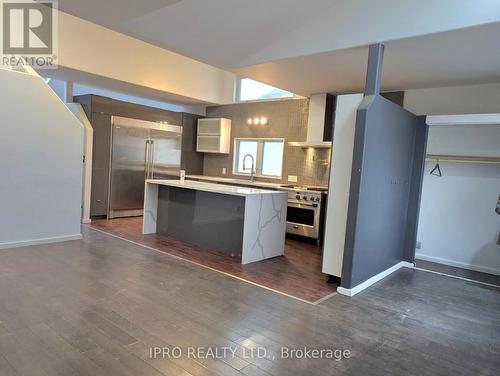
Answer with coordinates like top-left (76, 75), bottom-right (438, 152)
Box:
top-left (0, 67), bottom-right (84, 248)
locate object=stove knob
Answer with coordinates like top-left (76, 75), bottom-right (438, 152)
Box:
top-left (315, 197), bottom-right (320, 202)
top-left (302, 196), bottom-right (308, 200)
top-left (295, 195), bottom-right (301, 200)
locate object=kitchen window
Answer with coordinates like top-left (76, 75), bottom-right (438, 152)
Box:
top-left (233, 138), bottom-right (285, 179)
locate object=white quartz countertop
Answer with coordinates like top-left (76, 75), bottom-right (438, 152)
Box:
top-left (146, 179), bottom-right (286, 197)
top-left (186, 174), bottom-right (328, 192)
top-left (186, 175), bottom-right (284, 189)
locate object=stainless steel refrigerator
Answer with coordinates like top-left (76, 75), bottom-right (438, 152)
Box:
top-left (108, 116), bottom-right (182, 219)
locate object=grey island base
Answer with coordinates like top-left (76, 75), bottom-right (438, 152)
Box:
top-left (143, 180), bottom-right (288, 264)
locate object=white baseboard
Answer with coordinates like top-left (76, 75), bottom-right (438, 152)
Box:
top-left (337, 261), bottom-right (414, 297)
top-left (415, 253), bottom-right (500, 276)
top-left (0, 234), bottom-right (83, 250)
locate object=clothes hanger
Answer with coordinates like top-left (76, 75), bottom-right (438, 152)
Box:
top-left (430, 159), bottom-right (442, 177)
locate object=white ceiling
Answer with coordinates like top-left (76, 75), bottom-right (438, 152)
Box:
top-left (53, 0), bottom-right (500, 96)
top-left (235, 22), bottom-right (500, 95)
top-left (55, 0), bottom-right (335, 68)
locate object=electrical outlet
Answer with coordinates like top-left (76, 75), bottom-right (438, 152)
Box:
top-left (222, 168), bottom-right (226, 175)
top-left (416, 241), bottom-right (422, 249)
top-left (288, 175), bottom-right (298, 182)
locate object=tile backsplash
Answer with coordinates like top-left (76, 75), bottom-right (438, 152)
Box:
top-left (203, 99), bottom-right (331, 187)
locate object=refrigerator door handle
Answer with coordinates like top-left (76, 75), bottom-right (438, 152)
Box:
top-left (150, 139), bottom-right (155, 179)
top-left (144, 139), bottom-right (151, 179)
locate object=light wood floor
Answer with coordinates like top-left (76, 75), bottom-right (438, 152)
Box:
top-left (90, 217), bottom-right (336, 303)
top-left (0, 227), bottom-right (499, 376)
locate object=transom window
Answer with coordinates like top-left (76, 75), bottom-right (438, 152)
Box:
top-left (237, 78), bottom-right (293, 101)
top-left (233, 138), bottom-right (285, 179)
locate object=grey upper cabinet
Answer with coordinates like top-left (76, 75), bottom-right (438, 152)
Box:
top-left (181, 113), bottom-right (204, 174)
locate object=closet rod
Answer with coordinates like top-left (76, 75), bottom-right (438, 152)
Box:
top-left (426, 154), bottom-right (500, 165)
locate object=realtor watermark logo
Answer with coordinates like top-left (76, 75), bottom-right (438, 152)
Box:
top-left (149, 346), bottom-right (352, 362)
top-left (1, 0), bottom-right (58, 68)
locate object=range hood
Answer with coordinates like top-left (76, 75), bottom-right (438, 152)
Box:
top-left (289, 93), bottom-right (334, 148)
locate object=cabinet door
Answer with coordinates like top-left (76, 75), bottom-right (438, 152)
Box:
top-left (109, 121), bottom-right (150, 211)
top-left (150, 128), bottom-right (182, 179)
top-left (197, 135), bottom-right (221, 153)
top-left (198, 118), bottom-right (221, 135)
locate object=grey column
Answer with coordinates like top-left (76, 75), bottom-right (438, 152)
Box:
top-left (64, 81), bottom-right (74, 103)
top-left (340, 43), bottom-right (427, 289)
top-left (364, 43), bottom-right (384, 96)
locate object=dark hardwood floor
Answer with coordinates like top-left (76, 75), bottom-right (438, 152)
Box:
top-left (416, 259), bottom-right (500, 286)
top-left (89, 217), bottom-right (336, 303)
top-left (0, 227), bottom-right (498, 376)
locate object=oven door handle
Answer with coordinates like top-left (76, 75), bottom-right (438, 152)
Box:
top-left (288, 202), bottom-right (317, 209)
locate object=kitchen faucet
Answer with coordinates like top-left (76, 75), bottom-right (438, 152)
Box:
top-left (242, 153), bottom-right (255, 182)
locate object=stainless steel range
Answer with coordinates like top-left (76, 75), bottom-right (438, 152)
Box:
top-left (281, 185), bottom-right (327, 241)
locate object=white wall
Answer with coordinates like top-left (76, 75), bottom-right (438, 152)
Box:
top-left (427, 125), bottom-right (500, 158)
top-left (404, 83), bottom-right (500, 115)
top-left (0, 69), bottom-right (84, 248)
top-left (416, 125), bottom-right (500, 275)
top-left (55, 11), bottom-right (236, 105)
top-left (322, 94), bottom-right (364, 277)
top-left (417, 161), bottom-right (500, 275)
top-left (66, 103), bottom-right (93, 224)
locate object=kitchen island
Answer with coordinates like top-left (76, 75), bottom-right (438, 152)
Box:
top-left (143, 180), bottom-right (287, 264)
